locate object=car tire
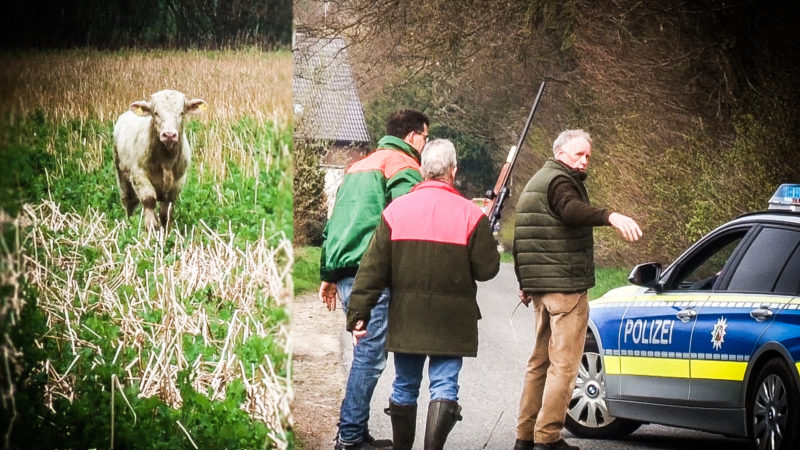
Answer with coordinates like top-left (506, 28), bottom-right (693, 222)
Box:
top-left (748, 358), bottom-right (800, 450)
top-left (564, 332), bottom-right (641, 439)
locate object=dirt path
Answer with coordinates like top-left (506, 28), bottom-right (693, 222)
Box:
top-left (290, 292), bottom-right (344, 449)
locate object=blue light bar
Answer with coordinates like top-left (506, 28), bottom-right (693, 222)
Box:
top-left (768, 184), bottom-right (800, 212)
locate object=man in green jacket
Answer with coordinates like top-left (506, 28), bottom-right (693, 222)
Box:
top-left (319, 109), bottom-right (430, 450)
top-left (512, 129), bottom-right (641, 450)
top-left (347, 139), bottom-right (500, 450)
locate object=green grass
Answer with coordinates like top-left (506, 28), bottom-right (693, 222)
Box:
top-left (293, 246), bottom-right (321, 295)
top-left (590, 266), bottom-right (631, 299)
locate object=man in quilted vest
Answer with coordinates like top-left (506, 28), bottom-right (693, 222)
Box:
top-left (347, 139), bottom-right (501, 450)
top-left (512, 129), bottom-right (642, 450)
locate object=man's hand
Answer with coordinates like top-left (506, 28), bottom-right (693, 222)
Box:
top-left (518, 290), bottom-right (533, 307)
top-left (319, 281), bottom-right (338, 311)
top-left (352, 320), bottom-right (367, 345)
top-left (609, 212), bottom-right (643, 242)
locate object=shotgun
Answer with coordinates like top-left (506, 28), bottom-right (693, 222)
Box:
top-left (484, 81), bottom-right (546, 231)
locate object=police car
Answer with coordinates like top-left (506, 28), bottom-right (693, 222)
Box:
top-left (565, 184), bottom-right (800, 450)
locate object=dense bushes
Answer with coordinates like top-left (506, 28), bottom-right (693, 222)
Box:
top-left (300, 0), bottom-right (800, 267)
top-left (363, 75), bottom-right (499, 199)
top-left (292, 140), bottom-right (326, 247)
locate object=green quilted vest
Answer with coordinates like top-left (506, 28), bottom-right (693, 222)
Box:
top-left (513, 159), bottom-right (595, 292)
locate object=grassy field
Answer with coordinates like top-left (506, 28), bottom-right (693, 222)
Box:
top-left (0, 49), bottom-right (293, 449)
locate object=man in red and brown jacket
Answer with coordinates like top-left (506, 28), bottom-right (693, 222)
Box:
top-left (320, 109), bottom-right (430, 450)
top-left (347, 139), bottom-right (501, 450)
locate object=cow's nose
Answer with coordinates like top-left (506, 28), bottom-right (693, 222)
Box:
top-left (161, 131), bottom-right (178, 142)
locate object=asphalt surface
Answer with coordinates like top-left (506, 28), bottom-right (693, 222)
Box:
top-left (340, 263), bottom-right (753, 449)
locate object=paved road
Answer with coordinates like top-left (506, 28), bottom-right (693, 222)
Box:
top-left (339, 263), bottom-right (752, 449)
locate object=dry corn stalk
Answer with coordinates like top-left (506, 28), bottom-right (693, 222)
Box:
top-left (7, 201), bottom-right (292, 448)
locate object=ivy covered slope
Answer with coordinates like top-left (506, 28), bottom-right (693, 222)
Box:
top-left (0, 49), bottom-right (294, 449)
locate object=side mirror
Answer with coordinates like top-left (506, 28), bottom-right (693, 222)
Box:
top-left (628, 262), bottom-right (663, 291)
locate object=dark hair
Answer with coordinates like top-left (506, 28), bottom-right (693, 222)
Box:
top-left (385, 109), bottom-right (429, 139)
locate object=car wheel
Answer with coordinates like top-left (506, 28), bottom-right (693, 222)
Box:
top-left (748, 358), bottom-right (800, 450)
top-left (564, 333), bottom-right (641, 439)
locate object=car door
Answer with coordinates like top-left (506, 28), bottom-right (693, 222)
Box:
top-left (689, 225), bottom-right (800, 407)
top-left (616, 292), bottom-right (700, 403)
top-left (617, 226), bottom-right (754, 404)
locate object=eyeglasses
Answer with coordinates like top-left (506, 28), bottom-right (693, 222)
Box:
top-left (416, 131), bottom-right (429, 143)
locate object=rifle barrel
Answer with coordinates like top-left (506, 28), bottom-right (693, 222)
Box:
top-left (487, 80), bottom-right (546, 231)
top-left (509, 81), bottom-right (546, 177)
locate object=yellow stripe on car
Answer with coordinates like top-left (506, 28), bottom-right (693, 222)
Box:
top-left (619, 356), bottom-right (690, 378)
top-left (691, 360), bottom-right (747, 381)
top-left (605, 356), bottom-right (748, 381)
top-left (603, 355), bottom-right (621, 375)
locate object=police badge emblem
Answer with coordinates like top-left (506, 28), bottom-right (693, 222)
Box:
top-left (711, 317), bottom-right (727, 351)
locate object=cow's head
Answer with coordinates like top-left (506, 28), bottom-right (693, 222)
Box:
top-left (130, 90), bottom-right (207, 145)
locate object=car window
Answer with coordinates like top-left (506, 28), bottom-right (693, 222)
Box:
top-left (774, 244), bottom-right (800, 295)
top-left (727, 227), bottom-right (800, 293)
top-left (668, 231), bottom-right (746, 291)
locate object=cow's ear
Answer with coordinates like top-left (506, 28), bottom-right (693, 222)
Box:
top-left (185, 99), bottom-right (207, 115)
top-left (130, 101), bottom-right (151, 116)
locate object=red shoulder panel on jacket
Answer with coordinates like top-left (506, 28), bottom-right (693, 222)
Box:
top-left (346, 149), bottom-right (420, 179)
top-left (383, 181), bottom-right (484, 246)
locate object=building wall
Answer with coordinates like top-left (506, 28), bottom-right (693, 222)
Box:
top-left (321, 164), bottom-right (346, 219)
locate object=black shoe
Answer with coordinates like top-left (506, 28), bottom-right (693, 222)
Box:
top-left (363, 433), bottom-right (393, 448)
top-left (533, 439), bottom-right (579, 450)
top-left (334, 435), bottom-right (393, 450)
top-left (514, 439), bottom-right (535, 450)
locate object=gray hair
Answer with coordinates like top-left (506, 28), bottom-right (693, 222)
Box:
top-left (421, 139), bottom-right (457, 181)
top-left (552, 129), bottom-right (592, 156)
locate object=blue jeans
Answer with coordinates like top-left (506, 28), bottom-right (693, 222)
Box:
top-left (390, 353), bottom-right (463, 406)
top-left (337, 277), bottom-right (390, 443)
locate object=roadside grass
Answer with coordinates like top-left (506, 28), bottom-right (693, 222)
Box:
top-left (0, 50), bottom-right (293, 449)
top-left (590, 266), bottom-right (631, 299)
top-left (293, 246), bottom-right (321, 296)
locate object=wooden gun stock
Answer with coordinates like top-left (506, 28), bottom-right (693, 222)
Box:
top-left (483, 81), bottom-right (546, 231)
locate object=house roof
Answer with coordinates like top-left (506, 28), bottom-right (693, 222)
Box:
top-left (293, 32), bottom-right (371, 144)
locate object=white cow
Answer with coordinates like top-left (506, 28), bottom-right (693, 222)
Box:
top-left (113, 90), bottom-right (207, 229)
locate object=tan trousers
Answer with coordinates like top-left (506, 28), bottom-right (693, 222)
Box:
top-left (516, 291), bottom-right (589, 444)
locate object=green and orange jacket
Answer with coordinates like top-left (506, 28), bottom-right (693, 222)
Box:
top-left (346, 181), bottom-right (501, 357)
top-left (319, 136), bottom-right (422, 282)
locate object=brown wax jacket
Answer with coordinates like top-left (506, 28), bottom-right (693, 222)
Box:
top-left (346, 180), bottom-right (501, 357)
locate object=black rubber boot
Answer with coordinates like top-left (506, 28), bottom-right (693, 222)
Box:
top-left (385, 402), bottom-right (417, 450)
top-left (423, 399), bottom-right (462, 450)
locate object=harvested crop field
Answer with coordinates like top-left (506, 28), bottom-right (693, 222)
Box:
top-left (1, 49), bottom-right (294, 449)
